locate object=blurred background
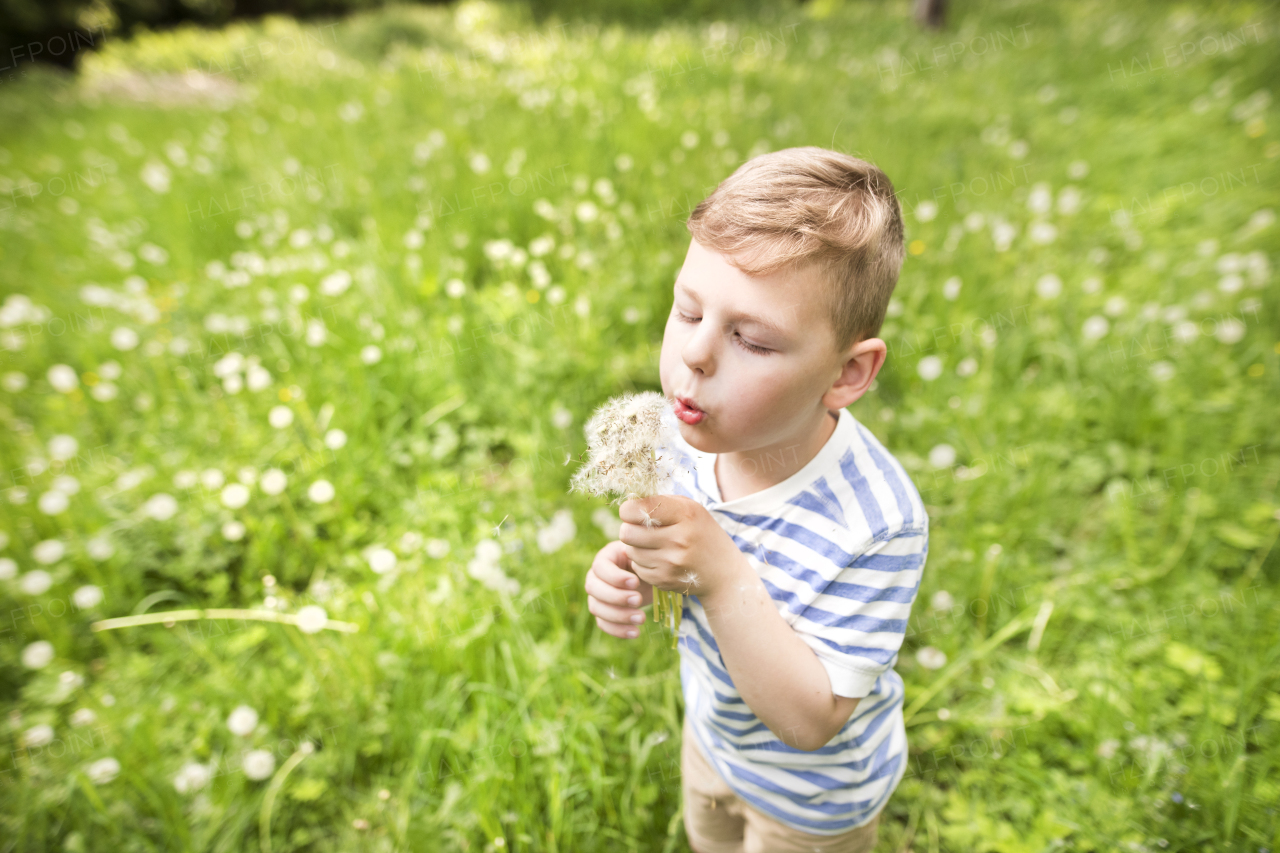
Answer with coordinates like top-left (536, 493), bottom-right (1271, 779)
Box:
top-left (0, 0), bottom-right (1276, 850)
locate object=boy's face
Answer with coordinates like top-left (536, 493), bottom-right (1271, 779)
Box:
top-left (659, 237), bottom-right (853, 455)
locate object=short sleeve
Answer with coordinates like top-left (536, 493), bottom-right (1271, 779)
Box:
top-left (792, 527), bottom-right (928, 699)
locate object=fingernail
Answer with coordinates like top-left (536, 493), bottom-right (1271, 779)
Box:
top-left (627, 630), bottom-right (639, 638)
top-left (629, 595), bottom-right (641, 606)
top-left (631, 613), bottom-right (644, 623)
top-left (627, 578), bottom-right (638, 588)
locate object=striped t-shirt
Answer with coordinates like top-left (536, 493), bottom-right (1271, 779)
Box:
top-left (659, 406), bottom-right (928, 835)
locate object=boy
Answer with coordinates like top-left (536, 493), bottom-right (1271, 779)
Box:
top-left (583, 146), bottom-right (926, 852)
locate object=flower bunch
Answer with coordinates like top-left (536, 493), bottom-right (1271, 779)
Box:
top-left (570, 391), bottom-right (684, 648)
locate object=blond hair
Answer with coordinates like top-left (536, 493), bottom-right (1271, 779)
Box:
top-left (686, 146), bottom-right (906, 352)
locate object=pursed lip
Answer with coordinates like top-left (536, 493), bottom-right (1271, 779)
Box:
top-left (675, 396), bottom-right (705, 413)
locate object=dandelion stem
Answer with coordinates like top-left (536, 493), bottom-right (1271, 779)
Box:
top-left (90, 608), bottom-right (359, 634)
top-left (260, 742), bottom-right (314, 853)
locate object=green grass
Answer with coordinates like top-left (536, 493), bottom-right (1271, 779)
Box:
top-left (0, 0), bottom-right (1278, 850)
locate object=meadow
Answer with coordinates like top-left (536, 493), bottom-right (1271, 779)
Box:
top-left (0, 0), bottom-right (1277, 850)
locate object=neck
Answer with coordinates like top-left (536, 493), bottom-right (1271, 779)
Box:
top-left (715, 409), bottom-right (838, 502)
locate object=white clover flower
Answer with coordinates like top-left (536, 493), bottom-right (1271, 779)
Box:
top-left (915, 646), bottom-right (948, 670)
top-left (295, 605), bottom-right (328, 634)
top-left (73, 585), bottom-right (103, 609)
top-left (320, 270), bottom-right (352, 296)
top-left (52, 475), bottom-right (80, 495)
top-left (324, 429), bottom-right (347, 450)
top-left (243, 749), bottom-right (275, 780)
top-left (23, 640), bottom-right (55, 669)
top-left (221, 483), bottom-right (250, 509)
top-left (86, 757), bottom-right (121, 784)
top-left (227, 705), bottom-right (258, 736)
top-left (269, 406), bottom-right (294, 429)
top-left (86, 537), bottom-right (114, 561)
top-left (222, 521), bottom-right (246, 542)
top-left (308, 479), bottom-right (335, 503)
top-left (1082, 315), bottom-right (1110, 341)
top-left (259, 469), bottom-right (287, 495)
top-left (173, 761), bottom-right (212, 794)
top-left (246, 365), bottom-right (272, 392)
top-left (49, 434), bottom-right (79, 461)
top-left (21, 570), bottom-right (53, 595)
top-left (1035, 274), bottom-right (1063, 299)
top-left (48, 365), bottom-right (79, 393)
top-left (143, 493), bottom-right (179, 521)
top-left (1215, 318), bottom-right (1246, 344)
top-left (111, 327), bottom-right (139, 351)
top-left (928, 444), bottom-right (957, 469)
top-left (38, 491), bottom-right (69, 515)
top-left (367, 547), bottom-right (397, 574)
top-left (536, 509), bottom-right (577, 554)
top-left (917, 356), bottom-right (943, 381)
top-left (23, 724), bottom-right (55, 747)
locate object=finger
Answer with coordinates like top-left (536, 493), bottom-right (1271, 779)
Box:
top-left (594, 614), bottom-right (642, 639)
top-left (590, 552), bottom-right (642, 593)
top-left (587, 593), bottom-right (646, 627)
top-left (618, 495), bottom-right (665, 525)
top-left (586, 563), bottom-right (645, 607)
top-left (618, 520), bottom-right (666, 550)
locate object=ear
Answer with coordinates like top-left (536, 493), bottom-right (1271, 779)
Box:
top-left (821, 337), bottom-right (888, 410)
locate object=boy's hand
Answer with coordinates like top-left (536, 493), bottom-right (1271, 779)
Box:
top-left (584, 539), bottom-right (653, 640)
top-left (617, 495), bottom-right (751, 601)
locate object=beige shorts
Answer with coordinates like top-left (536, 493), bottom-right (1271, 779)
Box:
top-left (681, 717), bottom-right (881, 853)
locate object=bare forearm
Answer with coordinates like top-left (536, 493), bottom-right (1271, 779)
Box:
top-left (700, 558), bottom-right (837, 751)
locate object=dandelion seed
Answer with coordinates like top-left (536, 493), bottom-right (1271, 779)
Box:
top-left (227, 705), bottom-right (258, 736)
top-left (928, 444), bottom-right (956, 468)
top-left (1082, 315), bottom-right (1110, 340)
top-left (34, 539), bottom-right (64, 564)
top-left (260, 469), bottom-right (287, 495)
top-left (21, 570), bottom-right (52, 595)
top-left (929, 590), bottom-right (954, 611)
top-left (295, 605), bottom-right (328, 634)
top-left (23, 724), bottom-right (54, 748)
top-left (917, 356), bottom-right (943, 381)
top-left (22, 640), bottom-right (54, 669)
top-left (173, 761), bottom-right (212, 794)
top-left (48, 365), bottom-right (79, 393)
top-left (73, 585), bottom-right (103, 609)
top-left (242, 749), bottom-right (275, 780)
top-left (221, 483), bottom-right (250, 509)
top-left (916, 646), bottom-right (947, 670)
top-left (269, 406), bottom-right (294, 429)
top-left (86, 757), bottom-right (121, 784)
top-left (143, 493), bottom-right (178, 521)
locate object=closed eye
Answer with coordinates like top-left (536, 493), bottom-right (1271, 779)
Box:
top-left (676, 312), bottom-right (772, 355)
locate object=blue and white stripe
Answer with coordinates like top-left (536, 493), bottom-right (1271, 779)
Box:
top-left (661, 407), bottom-right (928, 835)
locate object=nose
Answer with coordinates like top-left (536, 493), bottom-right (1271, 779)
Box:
top-left (681, 316), bottom-right (716, 376)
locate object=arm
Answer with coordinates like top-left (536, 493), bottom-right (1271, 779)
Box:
top-left (700, 551), bottom-right (860, 752)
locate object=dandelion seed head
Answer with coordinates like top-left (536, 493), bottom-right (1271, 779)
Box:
top-left (569, 392), bottom-right (679, 504)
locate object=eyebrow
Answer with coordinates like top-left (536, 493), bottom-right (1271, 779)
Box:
top-left (675, 282), bottom-right (791, 339)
